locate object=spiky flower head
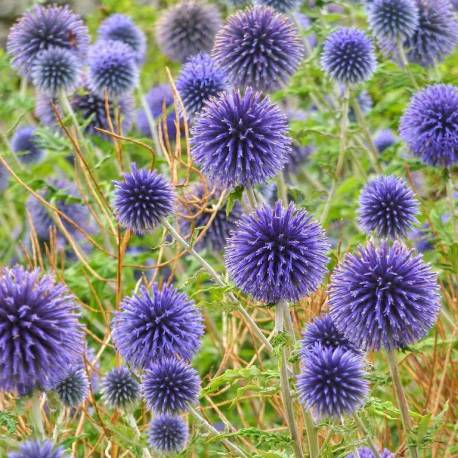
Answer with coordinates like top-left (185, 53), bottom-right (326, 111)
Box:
top-left (392, 0), bottom-right (458, 67)
top-left (54, 368), bottom-right (89, 407)
top-left (346, 448), bottom-right (394, 458)
top-left (8, 440), bottom-right (69, 458)
top-left (300, 315), bottom-right (360, 357)
top-left (368, 0), bottom-right (419, 41)
top-left (88, 40), bottom-right (138, 99)
top-left (226, 202), bottom-right (330, 304)
top-left (148, 416), bottom-right (188, 454)
top-left (112, 165), bottom-right (175, 234)
top-left (374, 129), bottom-right (396, 153)
top-left (0, 266), bottom-right (83, 395)
top-left (11, 126), bottom-right (45, 164)
top-left (400, 84), bottom-right (458, 167)
top-left (26, 179), bottom-right (92, 245)
top-left (112, 284), bottom-right (204, 368)
top-left (176, 53), bottom-right (229, 119)
top-left (358, 175), bottom-right (419, 239)
top-left (31, 47), bottom-right (81, 96)
top-left (254, 0), bottom-right (303, 13)
top-left (329, 241), bottom-right (440, 351)
top-left (191, 88), bottom-right (290, 188)
top-left (7, 5), bottom-right (89, 78)
top-left (155, 1), bottom-right (221, 63)
top-left (141, 358), bottom-right (200, 414)
top-left (178, 184), bottom-right (243, 251)
top-left (101, 367), bottom-right (139, 408)
top-left (212, 6), bottom-right (304, 92)
top-left (321, 27), bottom-right (376, 85)
top-left (297, 345), bottom-right (368, 419)
top-left (98, 14), bottom-right (146, 64)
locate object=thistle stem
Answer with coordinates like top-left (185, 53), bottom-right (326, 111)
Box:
top-left (30, 391), bottom-right (45, 439)
top-left (139, 88), bottom-right (162, 156)
top-left (276, 173), bottom-right (289, 206)
top-left (188, 405), bottom-right (249, 457)
top-left (162, 218), bottom-right (273, 353)
top-left (245, 186), bottom-right (257, 210)
top-left (125, 413), bottom-right (152, 458)
top-left (396, 40), bottom-right (419, 90)
top-left (354, 413), bottom-right (381, 458)
top-left (386, 350), bottom-right (418, 458)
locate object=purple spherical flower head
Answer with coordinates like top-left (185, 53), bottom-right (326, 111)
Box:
top-left (225, 202), bottom-right (330, 304)
top-left (155, 1), bottom-right (221, 63)
top-left (300, 315), bottom-right (360, 357)
top-left (254, 0), bottom-right (303, 13)
top-left (178, 184), bottom-right (243, 251)
top-left (213, 6), bottom-right (304, 92)
top-left (7, 5), bottom-right (89, 78)
top-left (98, 14), bottom-right (146, 64)
top-left (358, 175), bottom-right (419, 239)
top-left (141, 358), bottom-right (200, 414)
top-left (346, 447), bottom-right (394, 458)
top-left (101, 367), bottom-right (139, 409)
top-left (374, 129), bottom-right (396, 153)
top-left (409, 224), bottom-right (434, 253)
top-left (400, 84), bottom-right (458, 167)
top-left (297, 345), bottom-right (368, 419)
top-left (329, 241), bottom-right (440, 351)
top-left (0, 266), bottom-right (83, 395)
top-left (148, 415), bottom-right (188, 453)
top-left (11, 126), bottom-right (45, 165)
top-left (88, 40), bottom-right (138, 99)
top-left (8, 440), bottom-right (69, 458)
top-left (176, 53), bottom-right (229, 120)
top-left (191, 88), bottom-right (290, 188)
top-left (385, 0), bottom-right (458, 67)
top-left (321, 27), bottom-right (376, 85)
top-left (54, 367), bottom-right (89, 407)
top-left (112, 283), bottom-right (204, 368)
top-left (368, 0), bottom-right (419, 41)
top-left (112, 165), bottom-right (175, 234)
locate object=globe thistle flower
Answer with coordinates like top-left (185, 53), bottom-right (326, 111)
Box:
top-left (26, 179), bottom-right (92, 245)
top-left (254, 0), bottom-right (303, 13)
top-left (284, 144), bottom-right (313, 179)
top-left (297, 345), bottom-right (368, 419)
top-left (148, 415), bottom-right (188, 453)
top-left (31, 47), bottom-right (81, 96)
top-left (8, 440), bottom-right (68, 458)
top-left (141, 358), bottom-right (200, 414)
top-left (358, 175), bottom-right (419, 239)
top-left (321, 27), bottom-right (376, 85)
top-left (88, 40), bottom-right (138, 99)
top-left (54, 368), bottom-right (89, 407)
top-left (176, 53), bottom-right (229, 120)
top-left (155, 1), bottom-right (222, 63)
top-left (191, 88), bottom-right (290, 188)
top-left (178, 184), bottom-right (243, 251)
top-left (410, 224), bottom-right (434, 253)
top-left (346, 448), bottom-right (394, 458)
top-left (98, 14), bottom-right (146, 64)
top-left (212, 6), bottom-right (304, 92)
top-left (11, 126), bottom-right (45, 165)
top-left (348, 90), bottom-right (373, 122)
top-left (0, 266), bottom-right (83, 395)
top-left (399, 84), bottom-right (458, 167)
top-left (225, 202), bottom-right (330, 304)
top-left (35, 93), bottom-right (62, 128)
top-left (101, 367), bottom-right (139, 409)
top-left (112, 165), bottom-right (175, 234)
top-left (374, 129), bottom-right (396, 153)
top-left (7, 5), bottom-right (89, 78)
top-left (368, 0), bottom-right (419, 41)
top-left (112, 284), bottom-right (204, 368)
top-left (300, 315), bottom-right (360, 357)
top-left (329, 241), bottom-right (440, 351)
top-left (392, 0), bottom-right (458, 67)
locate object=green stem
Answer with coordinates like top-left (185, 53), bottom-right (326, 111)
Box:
top-left (275, 301), bottom-right (303, 458)
top-left (276, 173), bottom-right (289, 206)
top-left (245, 187), bottom-right (258, 210)
top-left (30, 391), bottom-right (45, 439)
top-left (354, 413), bottom-right (381, 458)
top-left (139, 87), bottom-right (162, 156)
top-left (188, 405), bottom-right (249, 457)
top-left (52, 408), bottom-right (66, 442)
top-left (386, 350), bottom-right (419, 458)
top-left (320, 85), bottom-right (351, 225)
top-left (125, 413), bottom-right (152, 458)
top-left (396, 40), bottom-right (419, 90)
top-left (162, 218), bottom-right (273, 353)
top-left (445, 169), bottom-right (457, 240)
